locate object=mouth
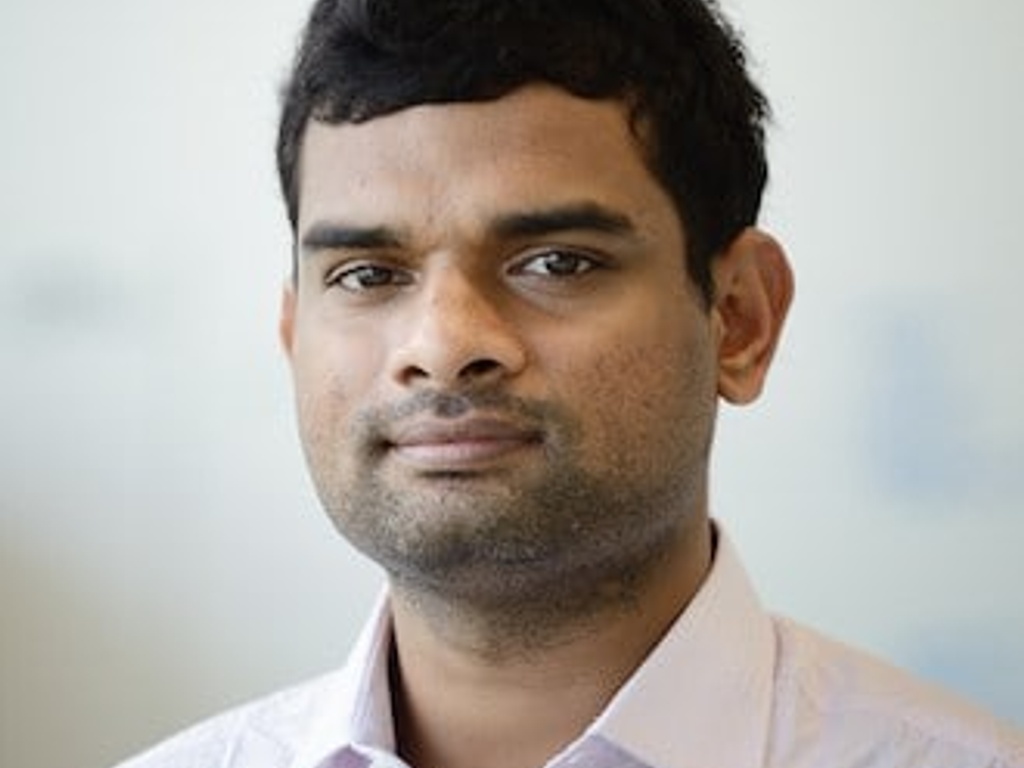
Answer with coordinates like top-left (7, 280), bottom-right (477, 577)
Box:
top-left (384, 417), bottom-right (545, 473)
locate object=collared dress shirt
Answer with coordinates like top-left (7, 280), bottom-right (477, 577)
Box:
top-left (114, 528), bottom-right (1024, 768)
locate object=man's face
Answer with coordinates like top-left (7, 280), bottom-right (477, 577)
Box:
top-left (282, 85), bottom-right (723, 603)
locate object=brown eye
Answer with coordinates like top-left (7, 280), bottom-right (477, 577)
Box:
top-left (516, 249), bottom-right (599, 278)
top-left (328, 263), bottom-right (413, 292)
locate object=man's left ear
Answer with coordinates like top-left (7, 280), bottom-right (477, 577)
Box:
top-left (710, 228), bottom-right (794, 404)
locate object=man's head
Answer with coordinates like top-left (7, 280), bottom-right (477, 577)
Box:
top-left (277, 0), bottom-right (770, 304)
top-left (277, 1), bottom-right (792, 626)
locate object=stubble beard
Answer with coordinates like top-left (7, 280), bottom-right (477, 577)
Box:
top-left (305, 389), bottom-right (714, 644)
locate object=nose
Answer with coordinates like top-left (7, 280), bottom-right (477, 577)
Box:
top-left (390, 266), bottom-right (528, 389)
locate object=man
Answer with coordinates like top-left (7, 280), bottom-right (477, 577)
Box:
top-left (117, 1), bottom-right (1023, 767)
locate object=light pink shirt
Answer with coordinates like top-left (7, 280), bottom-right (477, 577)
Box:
top-left (115, 529), bottom-right (1024, 768)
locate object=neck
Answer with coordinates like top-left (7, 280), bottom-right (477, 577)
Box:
top-left (387, 518), bottom-right (713, 768)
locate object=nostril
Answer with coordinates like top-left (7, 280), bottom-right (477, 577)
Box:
top-left (460, 358), bottom-right (503, 380)
top-left (396, 355), bottom-right (514, 389)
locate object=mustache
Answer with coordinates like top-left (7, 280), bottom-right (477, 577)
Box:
top-left (355, 389), bottom-right (566, 440)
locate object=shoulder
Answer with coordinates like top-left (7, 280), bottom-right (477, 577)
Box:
top-left (111, 671), bottom-right (342, 768)
top-left (769, 616), bottom-right (1024, 768)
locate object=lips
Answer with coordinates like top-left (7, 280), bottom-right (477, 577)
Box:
top-left (385, 417), bottom-right (543, 471)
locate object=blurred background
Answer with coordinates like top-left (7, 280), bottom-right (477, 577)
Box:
top-left (1, 1), bottom-right (1021, 766)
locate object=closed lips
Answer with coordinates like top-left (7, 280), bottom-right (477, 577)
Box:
top-left (386, 418), bottom-right (543, 468)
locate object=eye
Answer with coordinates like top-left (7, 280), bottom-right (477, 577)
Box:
top-left (514, 249), bottom-right (600, 278)
top-left (327, 263), bottom-right (414, 292)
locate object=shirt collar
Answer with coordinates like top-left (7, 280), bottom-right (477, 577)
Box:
top-left (289, 591), bottom-right (397, 768)
top-left (290, 524), bottom-right (776, 768)
top-left (587, 527), bottom-right (776, 768)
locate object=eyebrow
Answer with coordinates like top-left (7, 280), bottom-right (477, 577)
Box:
top-left (300, 223), bottom-right (404, 256)
top-left (299, 201), bottom-right (639, 259)
top-left (490, 202), bottom-right (638, 242)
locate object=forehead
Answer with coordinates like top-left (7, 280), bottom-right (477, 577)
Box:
top-left (296, 85), bottom-right (675, 236)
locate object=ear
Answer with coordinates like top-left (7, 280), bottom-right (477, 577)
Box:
top-left (710, 228), bottom-right (794, 404)
top-left (279, 279), bottom-right (297, 359)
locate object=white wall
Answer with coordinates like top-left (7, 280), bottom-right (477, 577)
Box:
top-left (1, 2), bottom-right (1021, 767)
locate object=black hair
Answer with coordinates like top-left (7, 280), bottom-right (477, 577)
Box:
top-left (277, 0), bottom-right (770, 303)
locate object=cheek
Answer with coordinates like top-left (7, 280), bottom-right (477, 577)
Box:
top-left (290, 325), bottom-right (384, 437)
top-left (546, 316), bottom-right (717, 470)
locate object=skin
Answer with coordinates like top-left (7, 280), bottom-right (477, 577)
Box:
top-left (280, 84), bottom-right (792, 768)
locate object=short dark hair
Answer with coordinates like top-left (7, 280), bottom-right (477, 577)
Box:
top-left (277, 0), bottom-right (770, 303)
